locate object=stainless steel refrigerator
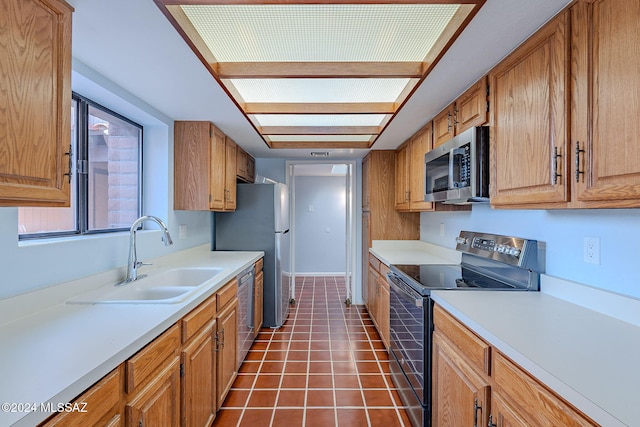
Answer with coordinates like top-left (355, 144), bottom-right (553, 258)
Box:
top-left (215, 183), bottom-right (291, 328)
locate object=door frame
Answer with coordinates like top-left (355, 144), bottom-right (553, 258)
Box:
top-left (285, 160), bottom-right (358, 304)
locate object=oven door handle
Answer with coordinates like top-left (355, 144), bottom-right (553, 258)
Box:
top-left (387, 273), bottom-right (423, 308)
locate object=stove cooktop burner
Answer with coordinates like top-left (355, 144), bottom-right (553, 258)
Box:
top-left (391, 263), bottom-right (517, 295)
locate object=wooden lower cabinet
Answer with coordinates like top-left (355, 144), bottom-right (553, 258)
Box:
top-left (39, 262), bottom-right (261, 427)
top-left (125, 357), bottom-right (181, 427)
top-left (40, 367), bottom-right (123, 427)
top-left (181, 322), bottom-right (217, 427)
top-left (254, 269), bottom-right (264, 337)
top-left (432, 330), bottom-right (490, 427)
top-left (216, 298), bottom-right (238, 409)
top-left (366, 254), bottom-right (390, 349)
top-left (432, 304), bottom-right (597, 427)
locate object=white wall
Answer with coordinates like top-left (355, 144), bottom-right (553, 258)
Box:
top-left (420, 205), bottom-right (640, 299)
top-left (294, 176), bottom-right (346, 274)
top-left (0, 62), bottom-right (211, 300)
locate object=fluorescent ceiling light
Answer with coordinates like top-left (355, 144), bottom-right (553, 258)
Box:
top-left (156, 1), bottom-right (483, 150)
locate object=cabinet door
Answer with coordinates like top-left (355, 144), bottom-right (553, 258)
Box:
top-left (0, 0), bottom-right (72, 206)
top-left (216, 298), bottom-right (238, 408)
top-left (246, 155), bottom-right (255, 184)
top-left (181, 324), bottom-right (216, 427)
top-left (490, 11), bottom-right (569, 206)
top-left (224, 137), bottom-right (237, 210)
top-left (209, 126), bottom-right (226, 210)
top-left (432, 331), bottom-right (490, 427)
top-left (394, 143), bottom-right (411, 211)
top-left (409, 124), bottom-right (434, 211)
top-left (433, 104), bottom-right (455, 147)
top-left (254, 270), bottom-right (264, 337)
top-left (236, 148), bottom-right (248, 181)
top-left (126, 357), bottom-right (180, 427)
top-left (377, 274), bottom-right (390, 349)
top-left (455, 77), bottom-right (488, 134)
top-left (367, 266), bottom-right (379, 325)
top-left (174, 122), bottom-right (211, 210)
top-left (572, 0), bottom-right (640, 205)
top-left (490, 391), bottom-right (530, 427)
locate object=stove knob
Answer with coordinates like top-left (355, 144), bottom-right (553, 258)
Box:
top-left (456, 237), bottom-right (468, 245)
top-left (509, 247), bottom-right (521, 257)
top-left (496, 245), bottom-right (505, 253)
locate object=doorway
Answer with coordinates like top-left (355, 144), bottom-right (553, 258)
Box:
top-left (286, 161), bottom-right (357, 305)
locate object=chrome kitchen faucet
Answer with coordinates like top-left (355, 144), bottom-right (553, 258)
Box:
top-left (118, 215), bottom-right (173, 285)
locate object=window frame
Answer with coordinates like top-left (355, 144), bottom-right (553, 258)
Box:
top-left (18, 93), bottom-right (143, 240)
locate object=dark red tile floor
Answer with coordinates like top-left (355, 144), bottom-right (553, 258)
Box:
top-left (213, 276), bottom-right (410, 426)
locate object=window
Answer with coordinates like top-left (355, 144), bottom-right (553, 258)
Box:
top-left (18, 94), bottom-right (142, 239)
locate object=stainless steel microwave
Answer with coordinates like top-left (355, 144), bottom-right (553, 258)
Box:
top-left (424, 126), bottom-right (490, 204)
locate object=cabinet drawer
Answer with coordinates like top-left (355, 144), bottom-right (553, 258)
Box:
top-left (254, 258), bottom-right (263, 273)
top-left (40, 366), bottom-right (122, 426)
top-left (369, 255), bottom-right (381, 273)
top-left (379, 263), bottom-right (390, 280)
top-left (217, 279), bottom-right (238, 311)
top-left (433, 305), bottom-right (491, 376)
top-left (181, 294), bottom-right (216, 344)
top-left (493, 352), bottom-right (596, 426)
top-left (126, 323), bottom-right (180, 394)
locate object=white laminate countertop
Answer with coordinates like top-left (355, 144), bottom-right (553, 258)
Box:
top-left (432, 290), bottom-right (640, 427)
top-left (0, 245), bottom-right (263, 427)
top-left (369, 240), bottom-right (461, 266)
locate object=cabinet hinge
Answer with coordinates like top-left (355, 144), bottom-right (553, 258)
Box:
top-left (180, 363), bottom-right (184, 378)
top-left (486, 101), bottom-right (490, 113)
top-left (139, 420), bottom-right (143, 427)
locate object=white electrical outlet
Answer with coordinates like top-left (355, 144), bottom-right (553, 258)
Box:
top-left (583, 237), bottom-right (600, 265)
top-left (439, 223), bottom-right (445, 237)
top-left (179, 224), bottom-right (187, 240)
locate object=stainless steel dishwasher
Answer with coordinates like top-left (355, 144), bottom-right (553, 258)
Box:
top-left (237, 266), bottom-right (254, 366)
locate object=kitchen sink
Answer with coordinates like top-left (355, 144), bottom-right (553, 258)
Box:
top-left (67, 267), bottom-right (224, 304)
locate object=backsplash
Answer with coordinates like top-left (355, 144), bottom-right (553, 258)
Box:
top-left (420, 204), bottom-right (640, 299)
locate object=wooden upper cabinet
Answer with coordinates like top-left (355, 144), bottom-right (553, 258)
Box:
top-left (489, 11), bottom-right (570, 207)
top-left (362, 155), bottom-right (371, 211)
top-left (570, 0), bottom-right (640, 208)
top-left (174, 121), bottom-right (237, 211)
top-left (433, 78), bottom-right (488, 148)
top-left (235, 147), bottom-right (255, 183)
top-left (409, 123), bottom-right (433, 211)
top-left (224, 137), bottom-right (237, 210)
top-left (433, 104), bottom-right (455, 148)
top-left (394, 143), bottom-right (411, 211)
top-left (0, 0), bottom-right (73, 207)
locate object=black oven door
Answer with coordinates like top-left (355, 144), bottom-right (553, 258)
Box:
top-left (387, 273), bottom-right (429, 401)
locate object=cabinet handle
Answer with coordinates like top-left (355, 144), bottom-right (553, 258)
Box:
top-left (575, 141), bottom-right (585, 183)
top-left (473, 398), bottom-right (481, 427)
top-left (552, 146), bottom-right (562, 184)
top-left (488, 414), bottom-right (497, 427)
top-left (453, 106), bottom-right (459, 127)
top-left (63, 144), bottom-right (73, 183)
top-left (447, 111), bottom-right (452, 132)
top-left (219, 328), bottom-right (225, 347)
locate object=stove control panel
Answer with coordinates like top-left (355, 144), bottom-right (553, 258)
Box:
top-left (455, 231), bottom-right (538, 268)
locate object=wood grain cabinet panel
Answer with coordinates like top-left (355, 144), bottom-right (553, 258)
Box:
top-left (181, 322), bottom-right (217, 427)
top-left (216, 298), bottom-right (238, 409)
top-left (570, 0), bottom-right (640, 207)
top-left (433, 104), bottom-right (455, 148)
top-left (0, 0), bottom-right (73, 206)
top-left (489, 11), bottom-right (570, 207)
top-left (174, 121), bottom-right (238, 211)
top-left (433, 305), bottom-right (598, 427)
top-left (40, 366), bottom-right (123, 427)
top-left (394, 143), bottom-right (411, 211)
top-left (125, 357), bottom-right (180, 427)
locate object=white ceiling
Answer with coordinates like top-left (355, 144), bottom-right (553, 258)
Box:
top-left (67, 0), bottom-right (572, 159)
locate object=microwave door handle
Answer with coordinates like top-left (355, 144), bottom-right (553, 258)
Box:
top-left (448, 148), bottom-right (456, 189)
